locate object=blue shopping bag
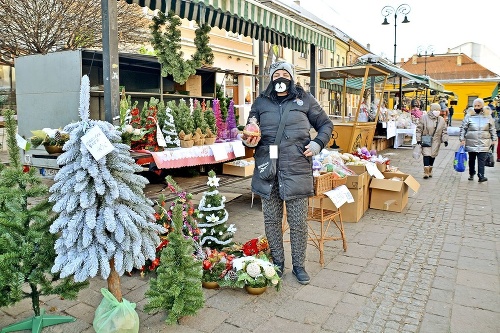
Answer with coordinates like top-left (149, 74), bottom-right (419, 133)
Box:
top-left (453, 146), bottom-right (467, 172)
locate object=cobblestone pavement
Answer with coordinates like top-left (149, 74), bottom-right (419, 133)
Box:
top-left (1, 133), bottom-right (499, 333)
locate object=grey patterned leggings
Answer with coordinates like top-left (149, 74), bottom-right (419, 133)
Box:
top-left (262, 178), bottom-right (308, 267)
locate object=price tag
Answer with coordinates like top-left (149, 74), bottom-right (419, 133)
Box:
top-left (81, 126), bottom-right (114, 161)
top-left (270, 145), bottom-right (278, 159)
top-left (366, 162), bottom-right (384, 179)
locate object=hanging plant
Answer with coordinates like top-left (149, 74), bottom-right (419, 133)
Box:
top-left (151, 11), bottom-right (214, 85)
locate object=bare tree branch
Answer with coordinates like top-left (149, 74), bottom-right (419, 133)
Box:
top-left (0, 0), bottom-right (150, 66)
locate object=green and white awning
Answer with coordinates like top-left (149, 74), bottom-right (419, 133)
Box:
top-left (125, 0), bottom-right (336, 53)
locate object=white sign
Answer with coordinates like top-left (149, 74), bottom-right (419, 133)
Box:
top-left (270, 145), bottom-right (278, 159)
top-left (16, 133), bottom-right (30, 151)
top-left (230, 141), bottom-right (246, 157)
top-left (366, 162), bottom-right (385, 179)
top-left (386, 121), bottom-right (396, 139)
top-left (81, 125), bottom-right (115, 161)
top-left (210, 143), bottom-right (228, 161)
top-left (324, 185), bottom-right (354, 208)
top-left (156, 122), bottom-right (167, 147)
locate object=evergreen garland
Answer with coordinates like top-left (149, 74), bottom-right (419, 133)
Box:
top-left (151, 11), bottom-right (214, 85)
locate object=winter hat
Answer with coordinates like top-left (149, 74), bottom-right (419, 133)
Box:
top-left (269, 61), bottom-right (294, 80)
top-left (430, 103), bottom-right (441, 111)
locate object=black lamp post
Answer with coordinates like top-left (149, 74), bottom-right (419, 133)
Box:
top-left (417, 45), bottom-right (435, 111)
top-left (381, 4), bottom-right (411, 110)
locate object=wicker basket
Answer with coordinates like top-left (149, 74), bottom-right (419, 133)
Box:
top-left (180, 140), bottom-right (194, 148)
top-left (313, 172), bottom-right (347, 195)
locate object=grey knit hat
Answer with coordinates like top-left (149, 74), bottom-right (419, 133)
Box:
top-left (269, 61), bottom-right (294, 80)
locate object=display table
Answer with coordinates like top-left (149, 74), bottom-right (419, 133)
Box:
top-left (282, 195), bottom-right (347, 266)
top-left (133, 141), bottom-right (244, 169)
top-left (393, 125), bottom-right (417, 148)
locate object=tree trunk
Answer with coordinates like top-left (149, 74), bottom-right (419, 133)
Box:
top-left (107, 259), bottom-right (122, 302)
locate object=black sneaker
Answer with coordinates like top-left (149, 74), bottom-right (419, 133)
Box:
top-left (274, 262), bottom-right (285, 278)
top-left (468, 175), bottom-right (474, 181)
top-left (292, 266), bottom-right (310, 285)
top-left (478, 177), bottom-right (488, 183)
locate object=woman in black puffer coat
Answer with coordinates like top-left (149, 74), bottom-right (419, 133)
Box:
top-left (241, 61), bottom-right (333, 285)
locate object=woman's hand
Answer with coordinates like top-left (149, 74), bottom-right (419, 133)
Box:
top-left (242, 134), bottom-right (260, 147)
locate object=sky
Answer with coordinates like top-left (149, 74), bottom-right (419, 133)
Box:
top-left (287, 0), bottom-right (500, 63)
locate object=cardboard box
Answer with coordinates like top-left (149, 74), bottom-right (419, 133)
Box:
top-left (346, 164), bottom-right (366, 175)
top-left (308, 187), bottom-right (365, 223)
top-left (345, 172), bottom-right (365, 189)
top-left (369, 172), bottom-right (420, 212)
top-left (222, 158), bottom-right (254, 177)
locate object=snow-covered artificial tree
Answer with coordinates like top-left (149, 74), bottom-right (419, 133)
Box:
top-left (197, 170), bottom-right (236, 251)
top-left (0, 109), bottom-right (88, 333)
top-left (161, 105), bottom-right (180, 148)
top-left (48, 75), bottom-right (165, 302)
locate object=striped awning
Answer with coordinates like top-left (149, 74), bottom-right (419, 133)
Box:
top-left (125, 0), bottom-right (335, 53)
top-left (320, 80), bottom-right (360, 95)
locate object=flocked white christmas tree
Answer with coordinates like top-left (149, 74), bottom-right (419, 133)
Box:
top-left (161, 106), bottom-right (180, 148)
top-left (197, 170), bottom-right (236, 251)
top-left (49, 75), bottom-right (165, 301)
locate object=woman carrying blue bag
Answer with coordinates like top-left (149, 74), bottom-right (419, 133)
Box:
top-left (459, 98), bottom-right (497, 182)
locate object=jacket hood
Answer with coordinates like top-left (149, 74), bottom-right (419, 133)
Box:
top-left (466, 107), bottom-right (492, 117)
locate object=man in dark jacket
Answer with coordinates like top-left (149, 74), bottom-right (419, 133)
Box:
top-left (241, 61), bottom-right (333, 285)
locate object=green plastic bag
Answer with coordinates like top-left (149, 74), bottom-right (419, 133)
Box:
top-left (93, 288), bottom-right (139, 333)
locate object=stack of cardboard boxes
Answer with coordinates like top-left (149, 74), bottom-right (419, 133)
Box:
top-left (309, 164), bottom-right (420, 222)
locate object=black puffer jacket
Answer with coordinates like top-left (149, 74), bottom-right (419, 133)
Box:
top-left (248, 89), bottom-right (333, 200)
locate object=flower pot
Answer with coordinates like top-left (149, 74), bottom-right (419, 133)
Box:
top-left (179, 140), bottom-right (194, 148)
top-left (193, 139), bottom-right (205, 146)
top-left (44, 145), bottom-right (64, 154)
top-left (204, 137), bottom-right (216, 145)
top-left (245, 285), bottom-right (267, 295)
top-left (202, 281), bottom-right (220, 289)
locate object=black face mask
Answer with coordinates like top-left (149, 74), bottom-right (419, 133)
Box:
top-left (272, 78), bottom-right (291, 93)
top-left (474, 108), bottom-right (482, 113)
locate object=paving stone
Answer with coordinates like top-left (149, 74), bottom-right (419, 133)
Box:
top-left (451, 303), bottom-right (500, 333)
top-left (294, 285), bottom-right (343, 307)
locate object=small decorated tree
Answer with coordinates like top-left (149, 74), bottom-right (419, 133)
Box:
top-left (213, 99), bottom-right (227, 141)
top-left (0, 109), bottom-right (88, 333)
top-left (226, 99), bottom-right (238, 139)
top-left (49, 75), bottom-right (165, 306)
top-left (204, 101), bottom-right (217, 136)
top-left (161, 105), bottom-right (180, 148)
top-left (197, 170), bottom-right (236, 251)
top-left (192, 102), bottom-right (208, 134)
top-left (145, 204), bottom-right (205, 325)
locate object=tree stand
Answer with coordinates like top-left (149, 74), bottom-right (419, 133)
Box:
top-left (0, 308), bottom-right (75, 333)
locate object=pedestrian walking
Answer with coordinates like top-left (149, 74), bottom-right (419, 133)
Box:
top-left (241, 61), bottom-right (333, 285)
top-left (448, 105), bottom-right (454, 126)
top-left (416, 103), bottom-right (449, 179)
top-left (459, 98), bottom-right (497, 182)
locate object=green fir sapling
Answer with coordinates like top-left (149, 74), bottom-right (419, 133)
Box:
top-left (0, 109), bottom-right (87, 332)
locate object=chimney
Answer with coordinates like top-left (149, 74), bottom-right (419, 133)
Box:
top-left (294, 0), bottom-right (300, 5)
top-left (366, 43), bottom-right (371, 50)
top-left (401, 57), bottom-right (404, 64)
top-left (447, 48), bottom-right (451, 53)
top-left (457, 55), bottom-right (462, 66)
top-left (412, 55), bottom-right (418, 64)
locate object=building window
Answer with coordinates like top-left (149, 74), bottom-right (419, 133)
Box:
top-left (330, 58), bottom-right (334, 67)
top-left (341, 57), bottom-right (345, 66)
top-left (467, 96), bottom-right (478, 109)
top-left (349, 54), bottom-right (352, 65)
top-left (336, 54), bottom-right (340, 67)
top-left (300, 51), bottom-right (307, 58)
top-left (318, 48), bottom-right (324, 64)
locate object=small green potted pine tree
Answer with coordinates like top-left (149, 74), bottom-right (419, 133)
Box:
top-left (0, 109), bottom-right (88, 333)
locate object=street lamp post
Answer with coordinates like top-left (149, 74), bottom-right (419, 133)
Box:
top-left (417, 45), bottom-right (435, 111)
top-left (381, 4), bottom-right (411, 110)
